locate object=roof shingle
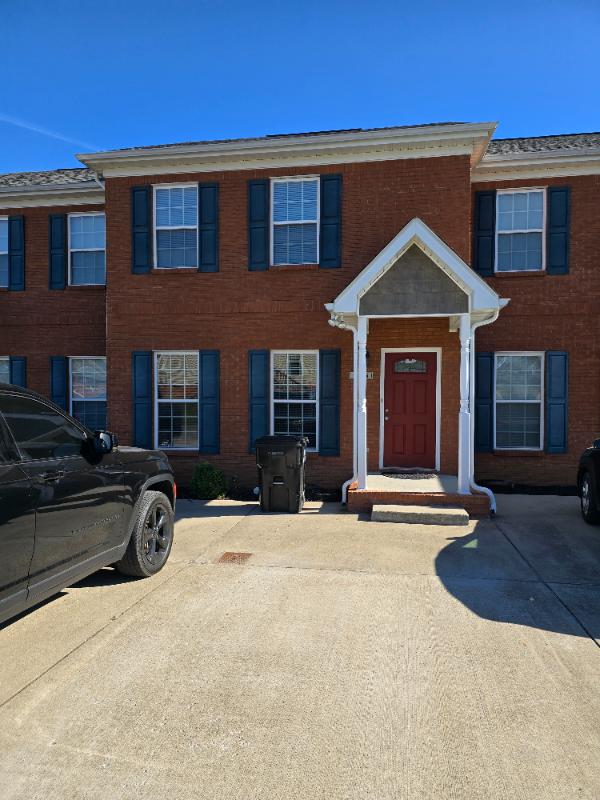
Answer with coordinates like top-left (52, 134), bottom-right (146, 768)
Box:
top-left (0, 167), bottom-right (98, 189)
top-left (486, 132), bottom-right (600, 156)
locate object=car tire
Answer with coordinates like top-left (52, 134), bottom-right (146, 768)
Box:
top-left (114, 491), bottom-right (174, 577)
top-left (580, 471), bottom-right (600, 525)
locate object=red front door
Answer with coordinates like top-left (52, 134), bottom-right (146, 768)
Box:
top-left (383, 352), bottom-right (437, 469)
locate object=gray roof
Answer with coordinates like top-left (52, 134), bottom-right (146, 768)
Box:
top-left (112, 122), bottom-right (467, 153)
top-left (487, 132), bottom-right (600, 155)
top-left (0, 168), bottom-right (98, 189)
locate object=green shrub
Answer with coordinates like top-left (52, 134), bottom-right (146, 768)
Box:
top-left (190, 461), bottom-right (229, 500)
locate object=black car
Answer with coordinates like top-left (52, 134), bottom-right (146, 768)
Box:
top-left (0, 383), bottom-right (175, 624)
top-left (577, 439), bottom-right (600, 524)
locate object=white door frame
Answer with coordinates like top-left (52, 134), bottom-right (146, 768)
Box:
top-left (379, 347), bottom-right (442, 472)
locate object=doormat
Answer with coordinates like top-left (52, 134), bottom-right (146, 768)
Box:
top-left (381, 473), bottom-right (437, 480)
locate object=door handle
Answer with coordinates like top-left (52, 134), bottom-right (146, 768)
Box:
top-left (385, 416), bottom-right (389, 421)
top-left (38, 470), bottom-right (65, 482)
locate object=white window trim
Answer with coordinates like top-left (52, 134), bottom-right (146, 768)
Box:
top-left (270, 349), bottom-right (319, 452)
top-left (378, 348), bottom-right (442, 472)
top-left (68, 356), bottom-right (107, 420)
top-left (0, 357), bottom-right (9, 383)
top-left (270, 177), bottom-right (320, 267)
top-left (153, 350), bottom-right (199, 450)
top-left (494, 187), bottom-right (546, 274)
top-left (493, 351), bottom-right (544, 451)
top-left (0, 215), bottom-right (9, 289)
top-left (153, 183), bottom-right (199, 271)
top-left (68, 212), bottom-right (106, 286)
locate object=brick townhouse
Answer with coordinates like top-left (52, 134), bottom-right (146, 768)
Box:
top-left (1, 122), bottom-right (599, 515)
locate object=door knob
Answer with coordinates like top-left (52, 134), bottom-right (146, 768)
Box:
top-left (385, 416), bottom-right (389, 420)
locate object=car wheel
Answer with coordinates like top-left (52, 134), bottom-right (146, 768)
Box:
top-left (115, 491), bottom-right (174, 577)
top-left (580, 472), bottom-right (600, 525)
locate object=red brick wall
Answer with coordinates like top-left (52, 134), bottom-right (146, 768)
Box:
top-left (0, 203), bottom-right (106, 398)
top-left (472, 173), bottom-right (600, 485)
top-left (104, 155), bottom-right (472, 487)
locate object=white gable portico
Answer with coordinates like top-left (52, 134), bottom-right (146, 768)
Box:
top-left (326, 218), bottom-right (509, 510)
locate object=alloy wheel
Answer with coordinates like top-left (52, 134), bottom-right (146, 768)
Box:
top-left (582, 475), bottom-right (590, 515)
top-left (143, 504), bottom-right (172, 566)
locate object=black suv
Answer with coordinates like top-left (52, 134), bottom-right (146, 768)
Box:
top-left (0, 383), bottom-right (175, 624)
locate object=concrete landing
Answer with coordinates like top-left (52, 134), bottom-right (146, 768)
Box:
top-left (372, 503), bottom-right (469, 525)
top-left (367, 472), bottom-right (459, 493)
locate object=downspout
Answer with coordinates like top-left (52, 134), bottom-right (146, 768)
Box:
top-left (469, 309), bottom-right (500, 513)
top-left (92, 170), bottom-right (104, 190)
top-left (328, 313), bottom-right (357, 504)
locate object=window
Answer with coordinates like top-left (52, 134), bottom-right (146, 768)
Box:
top-left (70, 358), bottom-right (107, 431)
top-left (0, 394), bottom-right (88, 461)
top-left (155, 185), bottom-right (198, 269)
top-left (0, 358), bottom-right (8, 383)
top-left (0, 217), bottom-right (8, 287)
top-left (495, 353), bottom-right (543, 449)
top-left (272, 351), bottom-right (318, 448)
top-left (394, 358), bottom-right (427, 373)
top-left (156, 352), bottom-right (198, 448)
top-left (271, 179), bottom-right (319, 265)
top-left (69, 213), bottom-right (106, 285)
top-left (496, 190), bottom-right (545, 272)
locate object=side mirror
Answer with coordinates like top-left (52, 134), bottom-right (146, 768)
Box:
top-left (94, 431), bottom-right (118, 454)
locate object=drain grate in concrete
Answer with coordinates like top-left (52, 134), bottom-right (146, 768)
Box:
top-left (217, 552), bottom-right (253, 564)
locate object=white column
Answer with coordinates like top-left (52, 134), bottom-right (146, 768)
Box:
top-left (458, 315), bottom-right (471, 494)
top-left (356, 316), bottom-right (368, 490)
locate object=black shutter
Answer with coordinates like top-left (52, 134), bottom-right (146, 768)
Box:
top-left (545, 351), bottom-right (568, 453)
top-left (50, 356), bottom-right (68, 410)
top-left (131, 186), bottom-right (152, 274)
top-left (474, 191), bottom-right (496, 277)
top-left (547, 187), bottom-right (570, 275)
top-left (198, 183), bottom-right (219, 272)
top-left (49, 214), bottom-right (67, 290)
top-left (8, 215), bottom-right (24, 291)
top-left (319, 174), bottom-right (342, 269)
top-left (319, 349), bottom-right (341, 456)
top-left (247, 180), bottom-right (269, 271)
top-left (132, 351), bottom-right (153, 447)
top-left (199, 350), bottom-right (220, 453)
top-left (474, 352), bottom-right (494, 452)
top-left (248, 350), bottom-right (269, 453)
top-left (9, 356), bottom-right (26, 388)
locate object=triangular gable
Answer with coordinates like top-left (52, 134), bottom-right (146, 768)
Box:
top-left (329, 218), bottom-right (504, 315)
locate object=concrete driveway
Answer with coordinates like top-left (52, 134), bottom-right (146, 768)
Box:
top-left (1, 495), bottom-right (599, 799)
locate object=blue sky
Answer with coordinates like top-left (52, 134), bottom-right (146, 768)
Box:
top-left (1, 0), bottom-right (598, 174)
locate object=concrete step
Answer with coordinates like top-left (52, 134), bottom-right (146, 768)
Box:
top-left (371, 504), bottom-right (469, 526)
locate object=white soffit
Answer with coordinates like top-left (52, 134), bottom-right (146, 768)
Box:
top-left (331, 218), bottom-right (503, 314)
top-left (0, 183), bottom-right (104, 209)
top-left (76, 122), bottom-right (498, 178)
top-left (473, 147), bottom-right (600, 182)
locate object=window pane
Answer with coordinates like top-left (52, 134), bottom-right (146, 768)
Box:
top-left (497, 232), bottom-right (542, 272)
top-left (496, 355), bottom-right (541, 401)
top-left (156, 186), bottom-right (198, 228)
top-left (157, 402), bottom-right (198, 448)
top-left (0, 254), bottom-right (8, 288)
top-left (0, 218), bottom-right (7, 253)
top-left (273, 180), bottom-right (318, 223)
top-left (0, 394), bottom-right (87, 460)
top-left (70, 214), bottom-right (105, 250)
top-left (273, 353), bottom-right (317, 400)
top-left (497, 192), bottom-right (544, 232)
top-left (71, 250), bottom-right (106, 285)
top-left (0, 358), bottom-right (9, 383)
top-left (496, 403), bottom-right (540, 448)
top-left (71, 358), bottom-right (107, 400)
top-left (274, 402), bottom-right (316, 448)
top-left (157, 229), bottom-right (198, 268)
top-left (273, 222), bottom-right (317, 265)
top-left (72, 400), bottom-right (107, 431)
top-left (157, 353), bottom-right (198, 400)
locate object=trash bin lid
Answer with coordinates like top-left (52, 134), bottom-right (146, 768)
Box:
top-left (254, 434), bottom-right (308, 448)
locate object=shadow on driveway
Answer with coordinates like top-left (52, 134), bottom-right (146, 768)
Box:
top-left (435, 496), bottom-right (600, 641)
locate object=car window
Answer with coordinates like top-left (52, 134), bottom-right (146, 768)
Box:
top-left (0, 394), bottom-right (89, 461)
top-left (0, 429), bottom-right (9, 462)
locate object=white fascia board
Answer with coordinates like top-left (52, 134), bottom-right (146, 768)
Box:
top-left (0, 183), bottom-right (104, 209)
top-left (331, 218), bottom-right (502, 315)
top-left (473, 148), bottom-right (600, 182)
top-left (77, 122), bottom-right (498, 176)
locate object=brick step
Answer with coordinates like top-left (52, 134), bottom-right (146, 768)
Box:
top-left (371, 504), bottom-right (469, 526)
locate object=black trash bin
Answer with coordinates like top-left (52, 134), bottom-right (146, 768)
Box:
top-left (254, 434), bottom-right (308, 513)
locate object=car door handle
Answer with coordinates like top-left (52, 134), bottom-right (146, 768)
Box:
top-left (38, 470), bottom-right (65, 482)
